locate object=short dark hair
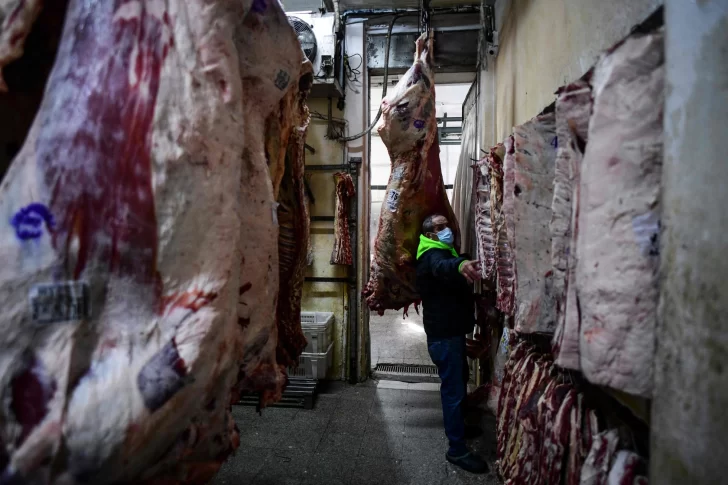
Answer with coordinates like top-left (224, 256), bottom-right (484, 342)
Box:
top-left (422, 214), bottom-right (442, 234)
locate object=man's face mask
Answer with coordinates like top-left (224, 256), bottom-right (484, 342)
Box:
top-left (437, 227), bottom-right (454, 246)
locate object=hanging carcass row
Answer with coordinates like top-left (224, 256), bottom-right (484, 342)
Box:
top-left (363, 32), bottom-right (459, 315)
top-left (0, 0), bottom-right (310, 483)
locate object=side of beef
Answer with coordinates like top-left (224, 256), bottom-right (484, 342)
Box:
top-left (364, 33), bottom-right (458, 315)
top-left (576, 31), bottom-right (664, 397)
top-left (330, 172), bottom-right (355, 265)
top-left (496, 136), bottom-right (516, 316)
top-left (503, 113), bottom-right (558, 334)
top-left (551, 80), bottom-right (592, 370)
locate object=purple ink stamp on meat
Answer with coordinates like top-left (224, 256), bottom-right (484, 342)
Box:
top-left (414, 119), bottom-right (425, 130)
top-left (11, 203), bottom-right (55, 241)
top-left (251, 0), bottom-right (267, 12)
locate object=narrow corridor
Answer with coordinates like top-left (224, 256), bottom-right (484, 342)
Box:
top-left (213, 381), bottom-right (499, 485)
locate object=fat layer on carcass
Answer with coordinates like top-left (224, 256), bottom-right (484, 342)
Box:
top-left (550, 80), bottom-right (592, 370)
top-left (502, 113), bottom-right (558, 334)
top-left (0, 0), bottom-right (308, 483)
top-left (575, 31), bottom-right (664, 397)
top-left (363, 32), bottom-right (459, 315)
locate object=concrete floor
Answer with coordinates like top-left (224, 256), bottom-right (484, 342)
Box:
top-left (212, 380), bottom-right (500, 485)
top-left (370, 310), bottom-right (431, 368)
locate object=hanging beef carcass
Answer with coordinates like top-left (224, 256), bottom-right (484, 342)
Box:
top-left (0, 0), bottom-right (308, 483)
top-left (551, 80), bottom-right (592, 370)
top-left (502, 113), bottom-right (558, 334)
top-left (0, 0), bottom-right (42, 93)
top-left (496, 136), bottom-right (515, 316)
top-left (267, 61), bottom-right (313, 369)
top-left (473, 144), bottom-right (505, 282)
top-left (363, 32), bottom-right (459, 315)
top-left (330, 172), bottom-right (355, 265)
top-left (575, 31), bottom-right (664, 397)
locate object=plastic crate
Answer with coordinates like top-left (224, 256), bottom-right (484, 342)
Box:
top-left (301, 312), bottom-right (334, 353)
top-left (288, 342), bottom-right (333, 380)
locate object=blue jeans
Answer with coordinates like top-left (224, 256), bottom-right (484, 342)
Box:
top-left (427, 335), bottom-right (469, 456)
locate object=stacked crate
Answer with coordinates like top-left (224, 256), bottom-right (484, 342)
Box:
top-left (289, 312), bottom-right (334, 379)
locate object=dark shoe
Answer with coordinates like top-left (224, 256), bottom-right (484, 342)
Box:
top-left (464, 425), bottom-right (483, 440)
top-left (446, 451), bottom-right (489, 474)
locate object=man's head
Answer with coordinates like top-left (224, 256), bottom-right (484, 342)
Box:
top-left (422, 214), bottom-right (451, 243)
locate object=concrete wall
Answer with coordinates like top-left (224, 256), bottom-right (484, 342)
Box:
top-left (301, 97), bottom-right (350, 380)
top-left (651, 1), bottom-right (728, 482)
top-left (299, 22), bottom-right (370, 381)
top-left (491, 0), bottom-right (662, 143)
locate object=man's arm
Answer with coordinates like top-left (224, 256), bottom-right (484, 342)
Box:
top-left (428, 250), bottom-right (466, 281)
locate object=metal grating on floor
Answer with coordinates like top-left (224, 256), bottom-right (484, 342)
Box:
top-left (374, 363), bottom-right (439, 378)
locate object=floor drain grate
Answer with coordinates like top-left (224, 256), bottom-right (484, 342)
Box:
top-left (374, 363), bottom-right (438, 377)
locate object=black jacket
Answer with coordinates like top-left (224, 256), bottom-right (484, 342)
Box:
top-left (415, 248), bottom-right (476, 339)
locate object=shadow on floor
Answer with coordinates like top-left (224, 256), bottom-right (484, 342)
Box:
top-left (212, 381), bottom-right (500, 485)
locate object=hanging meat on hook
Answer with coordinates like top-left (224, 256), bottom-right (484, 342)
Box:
top-left (0, 0), bottom-right (310, 483)
top-left (330, 172), bottom-right (355, 265)
top-left (363, 31), bottom-right (460, 316)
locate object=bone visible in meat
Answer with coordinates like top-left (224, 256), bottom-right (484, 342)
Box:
top-left (0, 0), bottom-right (42, 92)
top-left (496, 342), bottom-right (533, 467)
top-left (496, 340), bottom-right (530, 463)
top-left (502, 114), bottom-right (558, 334)
top-left (606, 450), bottom-right (647, 485)
top-left (551, 80), bottom-right (592, 370)
top-left (330, 172), bottom-right (355, 265)
top-left (474, 144), bottom-right (505, 281)
top-left (0, 0), bottom-right (307, 482)
top-left (538, 385), bottom-right (575, 485)
top-left (473, 158), bottom-right (493, 279)
top-left (502, 355), bottom-right (545, 477)
top-left (566, 393), bottom-right (586, 485)
top-left (576, 31), bottom-right (664, 397)
top-left (364, 33), bottom-right (459, 315)
top-left (580, 429), bottom-right (620, 485)
top-left (496, 136), bottom-right (516, 316)
top-left (509, 360), bottom-right (553, 483)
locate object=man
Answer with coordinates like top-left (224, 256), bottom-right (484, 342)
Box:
top-left (415, 213), bottom-right (488, 474)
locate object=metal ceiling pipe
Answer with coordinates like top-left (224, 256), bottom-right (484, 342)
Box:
top-left (341, 5), bottom-right (479, 20)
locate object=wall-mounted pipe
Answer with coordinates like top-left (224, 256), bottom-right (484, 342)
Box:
top-left (339, 13), bottom-right (413, 142)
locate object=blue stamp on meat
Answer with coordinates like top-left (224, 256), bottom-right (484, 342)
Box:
top-left (138, 340), bottom-right (190, 412)
top-left (11, 203), bottom-right (55, 241)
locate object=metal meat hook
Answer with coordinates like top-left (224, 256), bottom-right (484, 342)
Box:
top-left (419, 0), bottom-right (431, 36)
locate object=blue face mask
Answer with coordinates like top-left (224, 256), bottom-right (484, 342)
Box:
top-left (437, 227), bottom-right (454, 246)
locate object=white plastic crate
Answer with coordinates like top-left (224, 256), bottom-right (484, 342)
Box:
top-left (288, 342), bottom-right (333, 380)
top-left (301, 311), bottom-right (334, 353)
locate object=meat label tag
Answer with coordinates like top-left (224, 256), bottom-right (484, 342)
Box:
top-left (386, 189), bottom-right (400, 212)
top-left (392, 166), bottom-right (405, 181)
top-left (274, 70), bottom-right (290, 91)
top-left (29, 281), bottom-right (90, 324)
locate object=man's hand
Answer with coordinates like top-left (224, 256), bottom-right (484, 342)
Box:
top-left (459, 260), bottom-right (481, 283)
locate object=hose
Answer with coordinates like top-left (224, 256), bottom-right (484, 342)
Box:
top-left (339, 13), bottom-right (411, 142)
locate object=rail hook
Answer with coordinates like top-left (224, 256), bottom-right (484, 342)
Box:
top-left (420, 0), bottom-right (431, 36)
